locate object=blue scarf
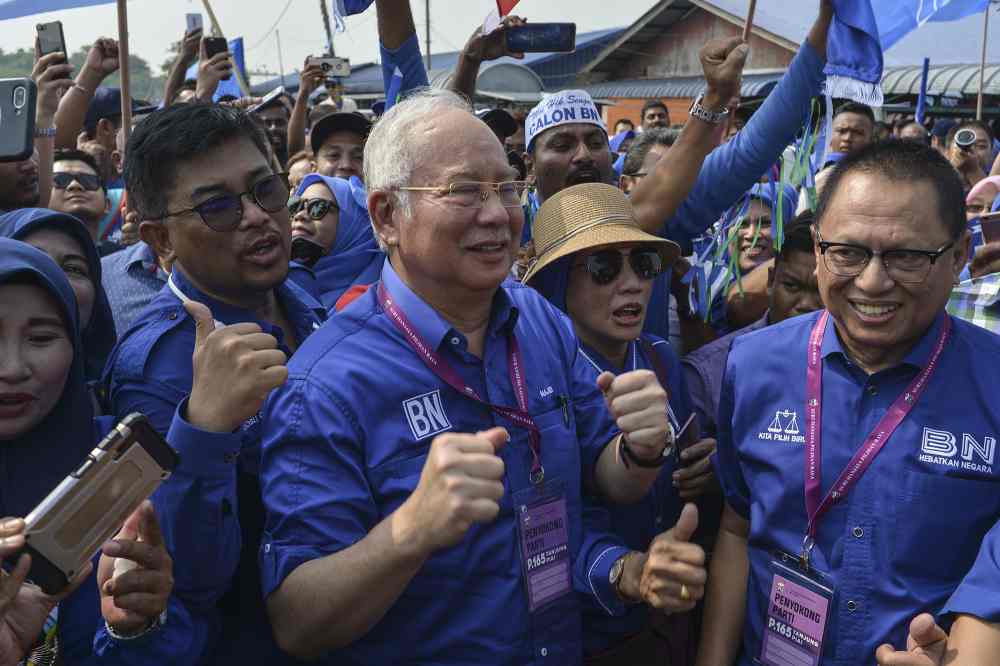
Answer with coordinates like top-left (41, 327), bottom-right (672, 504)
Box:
top-left (0, 238), bottom-right (95, 518)
top-left (824, 0), bottom-right (884, 106)
top-left (0, 209), bottom-right (116, 382)
top-left (295, 174), bottom-right (385, 309)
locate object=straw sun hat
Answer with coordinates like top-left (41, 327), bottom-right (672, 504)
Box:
top-left (521, 183), bottom-right (681, 285)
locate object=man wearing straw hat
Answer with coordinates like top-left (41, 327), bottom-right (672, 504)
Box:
top-left (256, 86), bottom-right (724, 663)
top-left (524, 181), bottom-right (711, 664)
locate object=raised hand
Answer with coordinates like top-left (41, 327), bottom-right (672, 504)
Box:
top-left (184, 300), bottom-right (289, 433)
top-left (98, 501), bottom-right (173, 636)
top-left (638, 503), bottom-right (706, 613)
top-left (463, 15), bottom-right (527, 63)
top-left (699, 37), bottom-right (750, 110)
top-left (179, 28), bottom-right (203, 66)
top-left (84, 38), bottom-right (120, 80)
top-left (395, 428), bottom-right (508, 555)
top-left (298, 60), bottom-right (326, 99)
top-left (675, 438), bottom-right (719, 499)
top-left (597, 369), bottom-right (671, 462)
top-left (196, 38), bottom-right (233, 101)
top-left (875, 614), bottom-right (948, 666)
top-left (32, 49), bottom-right (73, 127)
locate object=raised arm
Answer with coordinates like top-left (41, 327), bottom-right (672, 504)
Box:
top-left (162, 29), bottom-right (201, 106)
top-left (449, 17), bottom-right (525, 101)
top-left (287, 60), bottom-right (324, 158)
top-left (630, 37), bottom-right (748, 234)
top-left (375, 0), bottom-right (430, 99)
top-left (32, 50), bottom-right (73, 209)
top-left (54, 39), bottom-right (120, 150)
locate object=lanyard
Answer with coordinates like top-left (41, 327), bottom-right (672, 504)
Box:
top-left (377, 282), bottom-right (545, 484)
top-left (167, 274), bottom-right (224, 330)
top-left (801, 310), bottom-right (951, 566)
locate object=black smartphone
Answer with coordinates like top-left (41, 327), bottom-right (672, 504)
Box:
top-left (0, 78), bottom-right (37, 163)
top-left (203, 36), bottom-right (232, 80)
top-left (36, 21), bottom-right (67, 59)
top-left (981, 211), bottom-right (1000, 245)
top-left (506, 23), bottom-right (576, 53)
top-left (21, 413), bottom-right (179, 595)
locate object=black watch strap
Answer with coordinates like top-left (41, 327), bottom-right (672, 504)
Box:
top-left (618, 434), bottom-right (669, 469)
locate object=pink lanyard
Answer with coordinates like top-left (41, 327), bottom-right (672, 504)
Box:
top-left (801, 311), bottom-right (951, 566)
top-left (378, 283), bottom-right (545, 484)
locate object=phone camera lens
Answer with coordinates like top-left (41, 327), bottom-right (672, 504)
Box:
top-left (12, 87), bottom-right (26, 110)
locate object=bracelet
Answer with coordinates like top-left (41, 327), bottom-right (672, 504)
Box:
top-left (618, 433), bottom-right (671, 469)
top-left (105, 610), bottom-right (166, 642)
top-left (33, 127), bottom-right (56, 139)
top-left (72, 83), bottom-right (94, 96)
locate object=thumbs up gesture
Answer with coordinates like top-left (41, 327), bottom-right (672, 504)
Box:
top-left (638, 503), bottom-right (706, 613)
top-left (597, 369), bottom-right (672, 462)
top-left (184, 301), bottom-right (289, 433)
top-left (394, 428), bottom-right (508, 557)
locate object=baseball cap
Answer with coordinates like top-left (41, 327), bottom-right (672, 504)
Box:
top-left (476, 108), bottom-right (518, 139)
top-left (84, 87), bottom-right (150, 133)
top-left (310, 111), bottom-right (373, 155)
top-left (526, 90), bottom-right (606, 151)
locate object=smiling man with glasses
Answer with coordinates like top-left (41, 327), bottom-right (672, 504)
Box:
top-left (699, 139), bottom-right (1000, 665)
top-left (104, 102), bottom-right (326, 665)
top-left (48, 149), bottom-right (111, 243)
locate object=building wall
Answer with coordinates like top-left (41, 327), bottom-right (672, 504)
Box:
top-left (604, 97), bottom-right (695, 132)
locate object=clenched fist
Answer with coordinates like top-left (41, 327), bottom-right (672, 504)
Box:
top-left (597, 369), bottom-right (672, 462)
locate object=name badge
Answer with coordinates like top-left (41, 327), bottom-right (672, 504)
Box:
top-left (758, 555), bottom-right (835, 666)
top-left (514, 479), bottom-right (571, 613)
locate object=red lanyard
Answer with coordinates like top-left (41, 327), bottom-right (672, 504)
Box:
top-left (801, 311), bottom-right (951, 564)
top-left (378, 282), bottom-right (545, 484)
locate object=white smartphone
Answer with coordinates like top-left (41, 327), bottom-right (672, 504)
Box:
top-left (186, 13), bottom-right (203, 32)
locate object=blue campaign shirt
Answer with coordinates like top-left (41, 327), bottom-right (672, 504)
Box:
top-left (100, 241), bottom-right (169, 335)
top-left (104, 266), bottom-right (325, 665)
top-left (574, 335), bottom-right (694, 655)
top-left (714, 310), bottom-right (1000, 665)
top-left (942, 518), bottom-right (1000, 623)
top-left (259, 262), bottom-right (630, 665)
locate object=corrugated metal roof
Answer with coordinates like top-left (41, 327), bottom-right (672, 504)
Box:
top-left (582, 71), bottom-right (783, 99)
top-left (882, 63), bottom-right (1000, 95)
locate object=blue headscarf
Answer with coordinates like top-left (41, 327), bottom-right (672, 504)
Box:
top-left (0, 238), bottom-right (95, 518)
top-left (0, 209), bottom-right (116, 382)
top-left (528, 256), bottom-right (574, 315)
top-left (294, 174), bottom-right (385, 309)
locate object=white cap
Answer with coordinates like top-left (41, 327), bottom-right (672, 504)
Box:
top-left (525, 90), bottom-right (606, 150)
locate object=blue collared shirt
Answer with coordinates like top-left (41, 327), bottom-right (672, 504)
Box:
top-left (575, 335), bottom-right (693, 655)
top-left (714, 310), bottom-right (1000, 664)
top-left (259, 261), bottom-right (628, 665)
top-left (104, 266), bottom-right (325, 664)
top-left (101, 242), bottom-right (169, 335)
top-left (942, 517), bottom-right (1000, 623)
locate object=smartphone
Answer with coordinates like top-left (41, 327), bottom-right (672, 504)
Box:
top-left (186, 13), bottom-right (203, 32)
top-left (21, 413), bottom-right (179, 595)
top-left (0, 78), bottom-right (37, 163)
top-left (506, 23), bottom-right (576, 53)
top-left (249, 86), bottom-right (287, 114)
top-left (203, 36), bottom-right (232, 81)
top-left (981, 212), bottom-right (1000, 245)
top-left (306, 56), bottom-right (351, 80)
top-left (36, 21), bottom-right (66, 59)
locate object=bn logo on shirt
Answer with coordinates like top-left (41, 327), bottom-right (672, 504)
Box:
top-left (403, 390), bottom-right (453, 441)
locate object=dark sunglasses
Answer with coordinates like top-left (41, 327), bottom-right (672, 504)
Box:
top-left (53, 172), bottom-right (103, 192)
top-left (160, 173), bottom-right (290, 232)
top-left (288, 197), bottom-right (337, 220)
top-left (577, 247), bottom-right (663, 285)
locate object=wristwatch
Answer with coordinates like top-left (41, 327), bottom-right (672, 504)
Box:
top-left (33, 127), bottom-right (56, 139)
top-left (688, 93), bottom-right (729, 125)
top-left (618, 433), bottom-right (673, 469)
top-left (610, 552), bottom-right (641, 604)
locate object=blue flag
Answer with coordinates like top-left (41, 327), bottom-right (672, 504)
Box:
top-left (185, 37), bottom-right (247, 102)
top-left (915, 57), bottom-right (930, 125)
top-left (331, 0), bottom-right (375, 31)
top-left (875, 0), bottom-right (990, 49)
top-left (384, 66), bottom-right (404, 112)
top-left (0, 0), bottom-right (118, 20)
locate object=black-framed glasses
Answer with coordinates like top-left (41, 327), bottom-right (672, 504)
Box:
top-left (288, 197), bottom-right (337, 220)
top-left (575, 246), bottom-right (663, 285)
top-left (395, 181), bottom-right (528, 209)
top-left (816, 230), bottom-right (955, 284)
top-left (53, 172), bottom-right (103, 192)
top-left (160, 173), bottom-right (290, 232)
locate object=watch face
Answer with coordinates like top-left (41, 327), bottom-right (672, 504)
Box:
top-left (610, 557), bottom-right (624, 585)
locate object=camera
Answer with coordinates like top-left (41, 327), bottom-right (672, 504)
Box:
top-left (955, 127), bottom-right (978, 151)
top-left (306, 56), bottom-right (351, 79)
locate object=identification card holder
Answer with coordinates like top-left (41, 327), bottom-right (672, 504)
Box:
top-left (756, 552), bottom-right (836, 666)
top-left (514, 478), bottom-right (571, 613)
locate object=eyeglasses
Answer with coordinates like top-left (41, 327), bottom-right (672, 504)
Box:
top-left (816, 230), bottom-right (955, 284)
top-left (288, 197), bottom-right (337, 220)
top-left (160, 173), bottom-right (290, 232)
top-left (53, 172), bottom-right (103, 192)
top-left (395, 181), bottom-right (528, 209)
top-left (574, 247), bottom-right (663, 285)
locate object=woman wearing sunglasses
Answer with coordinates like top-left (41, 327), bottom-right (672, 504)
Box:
top-left (0, 208), bottom-right (116, 386)
top-left (286, 174), bottom-right (384, 310)
top-left (523, 183), bottom-right (714, 665)
top-left (0, 238), bottom-right (201, 664)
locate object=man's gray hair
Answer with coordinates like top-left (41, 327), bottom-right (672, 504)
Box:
top-left (363, 88), bottom-right (473, 250)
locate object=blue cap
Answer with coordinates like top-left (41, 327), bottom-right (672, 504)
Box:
top-left (83, 87), bottom-right (149, 133)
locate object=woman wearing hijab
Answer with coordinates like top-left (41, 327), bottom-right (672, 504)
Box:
top-left (523, 183), bottom-right (714, 665)
top-left (286, 174), bottom-right (385, 310)
top-left (0, 238), bottom-right (204, 664)
top-left (0, 209), bottom-right (116, 385)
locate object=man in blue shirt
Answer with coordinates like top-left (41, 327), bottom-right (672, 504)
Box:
top-left (258, 88), bottom-right (713, 664)
top-left (101, 240), bottom-right (171, 334)
top-left (104, 103), bottom-right (326, 664)
top-left (697, 139), bottom-right (1000, 665)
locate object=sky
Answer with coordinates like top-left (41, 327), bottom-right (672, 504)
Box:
top-left (2, 0), bottom-right (655, 81)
